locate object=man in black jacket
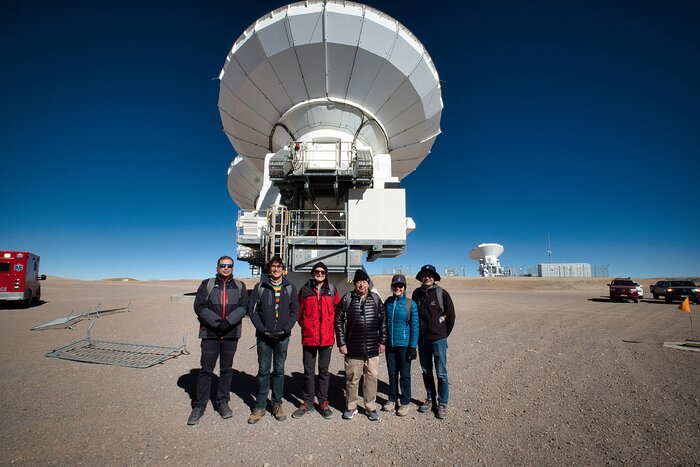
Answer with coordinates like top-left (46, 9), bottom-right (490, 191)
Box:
top-left (246, 256), bottom-right (299, 424)
top-left (411, 264), bottom-right (455, 420)
top-left (188, 256), bottom-right (248, 425)
top-left (335, 269), bottom-right (387, 421)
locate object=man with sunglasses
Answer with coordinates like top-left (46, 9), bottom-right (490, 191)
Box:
top-left (411, 264), bottom-right (455, 420)
top-left (188, 256), bottom-right (248, 425)
top-left (247, 255), bottom-right (299, 424)
top-left (293, 261), bottom-right (340, 419)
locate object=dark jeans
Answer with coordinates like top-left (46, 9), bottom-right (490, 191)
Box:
top-left (302, 345), bottom-right (332, 405)
top-left (194, 338), bottom-right (238, 408)
top-left (418, 337), bottom-right (449, 405)
top-left (255, 335), bottom-right (290, 408)
top-left (385, 346), bottom-right (412, 405)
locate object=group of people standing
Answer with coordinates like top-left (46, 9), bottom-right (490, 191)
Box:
top-left (187, 255), bottom-right (455, 425)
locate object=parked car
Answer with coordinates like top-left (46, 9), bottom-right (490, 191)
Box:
top-left (633, 282), bottom-right (644, 300)
top-left (650, 280), bottom-right (700, 303)
top-left (608, 278), bottom-right (640, 303)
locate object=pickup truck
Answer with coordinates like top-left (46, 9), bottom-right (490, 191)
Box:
top-left (649, 280), bottom-right (700, 303)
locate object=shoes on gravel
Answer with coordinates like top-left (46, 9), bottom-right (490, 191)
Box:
top-left (271, 404), bottom-right (286, 421)
top-left (187, 406), bottom-right (205, 425)
top-left (418, 398), bottom-right (434, 413)
top-left (381, 401), bottom-right (396, 412)
top-left (367, 410), bottom-right (379, 421)
top-left (436, 404), bottom-right (447, 419)
top-left (319, 401), bottom-right (333, 419)
top-left (342, 408), bottom-right (358, 420)
top-left (247, 407), bottom-right (266, 424)
top-left (217, 402), bottom-right (233, 419)
top-left (396, 404), bottom-right (410, 417)
top-left (292, 403), bottom-right (310, 419)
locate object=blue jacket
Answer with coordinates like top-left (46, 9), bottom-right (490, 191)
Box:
top-left (384, 294), bottom-right (419, 348)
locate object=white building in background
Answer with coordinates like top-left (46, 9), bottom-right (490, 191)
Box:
top-left (538, 263), bottom-right (592, 278)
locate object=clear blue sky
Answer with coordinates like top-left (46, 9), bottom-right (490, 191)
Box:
top-left (2, 0), bottom-right (699, 280)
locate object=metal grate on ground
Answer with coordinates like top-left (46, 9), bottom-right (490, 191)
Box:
top-left (46, 322), bottom-right (188, 368)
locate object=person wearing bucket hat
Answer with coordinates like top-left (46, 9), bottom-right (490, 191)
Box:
top-left (382, 274), bottom-right (419, 416)
top-left (411, 264), bottom-right (455, 420)
top-left (293, 262), bottom-right (340, 419)
top-left (335, 269), bottom-right (387, 421)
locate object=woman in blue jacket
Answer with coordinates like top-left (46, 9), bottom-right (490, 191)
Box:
top-left (382, 274), bottom-right (419, 416)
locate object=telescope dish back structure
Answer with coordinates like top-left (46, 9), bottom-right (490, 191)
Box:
top-left (219, 0), bottom-right (443, 210)
top-left (469, 243), bottom-right (505, 277)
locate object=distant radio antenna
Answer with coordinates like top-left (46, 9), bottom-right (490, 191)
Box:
top-left (547, 232), bottom-right (552, 263)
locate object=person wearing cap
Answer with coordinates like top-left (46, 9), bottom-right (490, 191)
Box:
top-left (335, 269), bottom-right (387, 421)
top-left (246, 255), bottom-right (300, 424)
top-left (292, 261), bottom-right (340, 419)
top-left (411, 264), bottom-right (455, 419)
top-left (188, 256), bottom-right (248, 425)
top-left (382, 274), bottom-right (419, 416)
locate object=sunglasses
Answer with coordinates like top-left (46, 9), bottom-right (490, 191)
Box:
top-left (218, 264), bottom-right (233, 269)
top-left (392, 284), bottom-right (405, 289)
top-left (313, 270), bottom-right (326, 275)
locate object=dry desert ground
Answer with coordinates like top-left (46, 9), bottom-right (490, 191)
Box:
top-left (0, 276), bottom-right (698, 466)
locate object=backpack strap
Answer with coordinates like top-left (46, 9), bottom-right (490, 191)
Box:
top-left (343, 291), bottom-right (380, 312)
top-left (435, 286), bottom-right (444, 312)
top-left (405, 298), bottom-right (413, 323)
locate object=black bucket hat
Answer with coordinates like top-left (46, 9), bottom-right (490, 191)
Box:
top-left (415, 264), bottom-right (441, 282)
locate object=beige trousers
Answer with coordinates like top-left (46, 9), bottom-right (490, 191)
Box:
top-left (344, 356), bottom-right (379, 412)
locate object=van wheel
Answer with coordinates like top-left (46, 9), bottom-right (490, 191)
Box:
top-left (665, 296), bottom-right (672, 303)
top-left (633, 297), bottom-right (639, 303)
top-left (22, 292), bottom-right (32, 308)
top-left (33, 287), bottom-right (41, 305)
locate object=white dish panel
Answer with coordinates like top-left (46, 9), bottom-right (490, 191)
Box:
top-left (268, 49), bottom-right (308, 103)
top-left (325, 6), bottom-right (363, 46)
top-left (295, 43), bottom-right (326, 99)
top-left (287, 5), bottom-right (324, 46)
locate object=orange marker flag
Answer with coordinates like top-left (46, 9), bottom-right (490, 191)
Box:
top-left (678, 297), bottom-right (691, 313)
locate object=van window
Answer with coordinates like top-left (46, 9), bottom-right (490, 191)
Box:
top-left (0, 262), bottom-right (9, 272)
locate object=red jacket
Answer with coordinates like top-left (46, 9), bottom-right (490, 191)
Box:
top-left (298, 279), bottom-right (340, 347)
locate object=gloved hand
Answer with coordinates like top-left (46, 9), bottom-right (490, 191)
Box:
top-left (407, 348), bottom-right (417, 361)
top-left (265, 330), bottom-right (286, 338)
top-left (216, 320), bottom-right (231, 334)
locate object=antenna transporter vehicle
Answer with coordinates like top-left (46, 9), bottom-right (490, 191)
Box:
top-left (219, 1), bottom-right (442, 280)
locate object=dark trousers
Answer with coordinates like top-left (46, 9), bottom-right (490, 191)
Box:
top-left (194, 338), bottom-right (238, 408)
top-left (255, 335), bottom-right (290, 408)
top-left (302, 345), bottom-right (332, 405)
top-left (385, 346), bottom-right (412, 405)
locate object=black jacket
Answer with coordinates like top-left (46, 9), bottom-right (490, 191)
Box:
top-left (335, 291), bottom-right (387, 359)
top-left (194, 275), bottom-right (248, 339)
top-left (411, 285), bottom-right (455, 341)
top-left (247, 275), bottom-right (300, 338)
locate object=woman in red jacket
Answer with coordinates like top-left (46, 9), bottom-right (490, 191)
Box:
top-left (292, 262), bottom-right (340, 419)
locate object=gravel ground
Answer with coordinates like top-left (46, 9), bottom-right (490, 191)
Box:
top-left (0, 277), bottom-right (698, 466)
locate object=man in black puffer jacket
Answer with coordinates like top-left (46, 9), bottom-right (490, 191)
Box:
top-left (335, 269), bottom-right (387, 421)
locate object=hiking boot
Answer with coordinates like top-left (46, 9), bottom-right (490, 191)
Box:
top-left (217, 402), bottom-right (233, 419)
top-left (436, 404), bottom-right (447, 420)
top-left (247, 407), bottom-right (266, 424)
top-left (319, 401), bottom-right (333, 419)
top-left (396, 404), bottom-right (410, 417)
top-left (367, 410), bottom-right (379, 421)
top-left (292, 402), bottom-right (310, 419)
top-left (418, 398), bottom-right (434, 413)
top-left (187, 406), bottom-right (205, 425)
top-left (342, 408), bottom-right (358, 420)
top-left (381, 401), bottom-right (396, 412)
top-left (271, 404), bottom-right (286, 421)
